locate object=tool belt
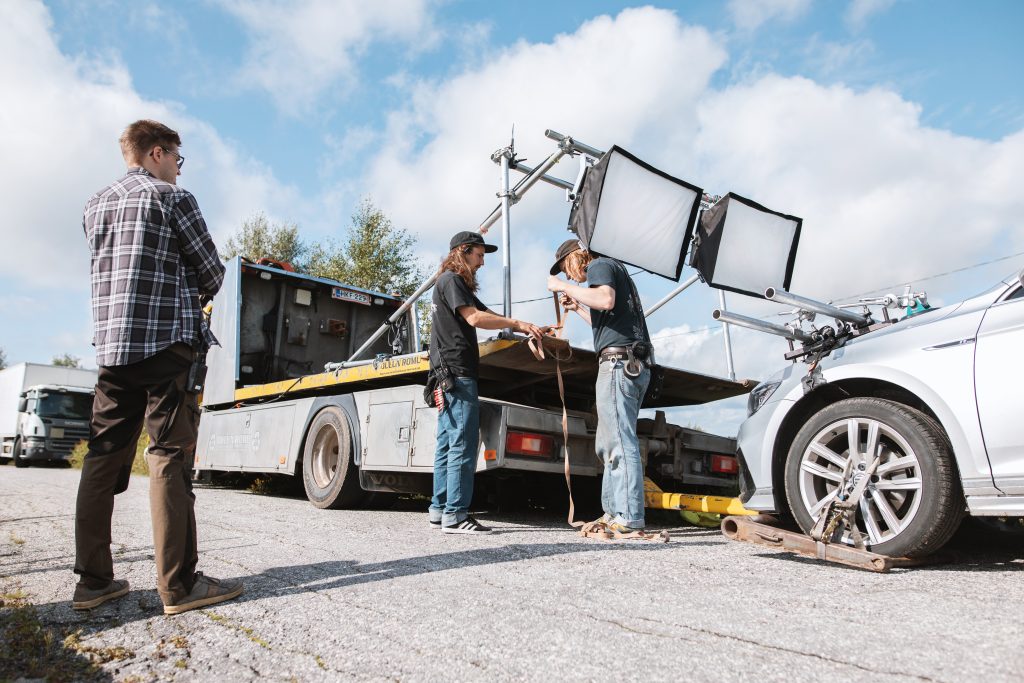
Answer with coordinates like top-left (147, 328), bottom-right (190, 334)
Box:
top-left (598, 341), bottom-right (652, 378)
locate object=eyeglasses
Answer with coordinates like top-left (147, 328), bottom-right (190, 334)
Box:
top-left (161, 147), bottom-right (185, 169)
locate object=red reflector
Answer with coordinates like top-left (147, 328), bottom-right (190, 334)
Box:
top-left (711, 455), bottom-right (738, 474)
top-left (506, 431), bottom-right (555, 458)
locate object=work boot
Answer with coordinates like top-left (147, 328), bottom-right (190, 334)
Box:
top-left (72, 579), bottom-right (130, 610)
top-left (163, 573), bottom-right (243, 615)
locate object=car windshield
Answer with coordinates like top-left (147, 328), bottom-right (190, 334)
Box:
top-left (36, 392), bottom-right (93, 420)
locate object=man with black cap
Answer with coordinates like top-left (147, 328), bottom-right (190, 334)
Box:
top-left (429, 231), bottom-right (547, 534)
top-left (547, 239), bottom-right (651, 533)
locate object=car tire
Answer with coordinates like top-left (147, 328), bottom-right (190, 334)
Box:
top-left (301, 407), bottom-right (364, 509)
top-left (13, 437), bottom-right (30, 468)
top-left (784, 397), bottom-right (962, 558)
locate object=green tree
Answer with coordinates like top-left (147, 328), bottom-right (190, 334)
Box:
top-left (305, 198), bottom-right (426, 297)
top-left (223, 212), bottom-right (306, 267)
top-left (52, 353), bottom-right (81, 368)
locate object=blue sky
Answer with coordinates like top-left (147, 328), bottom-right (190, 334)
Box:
top-left (1, 0), bottom-right (1022, 434)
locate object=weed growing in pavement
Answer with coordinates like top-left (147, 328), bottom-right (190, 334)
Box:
top-left (0, 582), bottom-right (104, 681)
top-left (69, 435), bottom-right (150, 476)
top-left (64, 630), bottom-right (135, 664)
top-left (9, 532), bottom-right (25, 546)
top-left (202, 610), bottom-right (272, 649)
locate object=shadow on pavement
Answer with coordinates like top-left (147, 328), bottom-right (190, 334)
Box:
top-left (29, 539), bottom-right (678, 634)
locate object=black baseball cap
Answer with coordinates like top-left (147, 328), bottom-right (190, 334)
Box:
top-left (449, 231), bottom-right (497, 253)
top-left (550, 238), bottom-right (584, 275)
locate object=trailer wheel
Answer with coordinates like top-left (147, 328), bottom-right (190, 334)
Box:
top-left (302, 407), bottom-right (363, 509)
top-left (13, 437), bottom-right (29, 468)
top-left (784, 397), bottom-right (962, 558)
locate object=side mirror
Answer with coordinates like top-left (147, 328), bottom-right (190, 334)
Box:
top-left (17, 398), bottom-right (27, 413)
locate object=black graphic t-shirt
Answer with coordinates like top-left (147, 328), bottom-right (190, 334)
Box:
top-left (586, 257), bottom-right (647, 353)
top-left (429, 270), bottom-right (486, 377)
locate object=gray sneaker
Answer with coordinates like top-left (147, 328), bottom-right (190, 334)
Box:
top-left (163, 573), bottom-right (243, 615)
top-left (72, 579), bottom-right (130, 610)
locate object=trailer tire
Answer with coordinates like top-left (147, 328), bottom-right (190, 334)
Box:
top-left (302, 407), bottom-right (363, 509)
top-left (784, 397), bottom-right (962, 558)
top-left (13, 437), bottom-right (29, 468)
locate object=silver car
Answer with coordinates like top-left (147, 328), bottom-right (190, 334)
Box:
top-left (736, 270), bottom-right (1024, 557)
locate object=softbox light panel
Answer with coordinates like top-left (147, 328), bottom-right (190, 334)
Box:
top-left (690, 192), bottom-right (802, 298)
top-left (570, 146), bottom-right (702, 281)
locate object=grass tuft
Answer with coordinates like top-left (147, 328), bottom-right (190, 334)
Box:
top-left (68, 434), bottom-right (150, 476)
top-left (0, 583), bottom-right (105, 681)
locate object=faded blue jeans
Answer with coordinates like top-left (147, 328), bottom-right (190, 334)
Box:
top-left (429, 377), bottom-right (480, 527)
top-left (595, 360), bottom-right (650, 529)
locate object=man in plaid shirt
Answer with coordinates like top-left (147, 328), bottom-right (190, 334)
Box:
top-left (74, 120), bottom-right (243, 615)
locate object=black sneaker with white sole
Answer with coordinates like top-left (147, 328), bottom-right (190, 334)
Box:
top-left (441, 516), bottom-right (493, 535)
top-left (429, 519), bottom-right (441, 529)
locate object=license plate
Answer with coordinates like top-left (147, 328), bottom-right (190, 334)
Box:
top-left (51, 427), bottom-right (64, 439)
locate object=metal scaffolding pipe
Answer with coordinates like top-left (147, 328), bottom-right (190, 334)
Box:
top-left (345, 141), bottom-right (571, 364)
top-left (544, 129), bottom-right (605, 158)
top-left (765, 287), bottom-right (869, 325)
top-left (644, 273), bottom-right (700, 317)
top-left (499, 152), bottom-right (513, 321)
top-left (507, 160), bottom-right (574, 190)
top-left (719, 290), bottom-right (736, 381)
top-left (712, 309), bottom-right (813, 343)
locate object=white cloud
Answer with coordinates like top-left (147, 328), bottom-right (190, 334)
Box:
top-left (728, 0), bottom-right (813, 32)
top-left (845, 0), bottom-right (897, 32)
top-left (0, 1), bottom-right (308, 364)
top-left (218, 0), bottom-right (438, 115)
top-left (693, 75), bottom-right (1024, 301)
top-left (0, 1), bottom-right (301, 289)
top-left (360, 7), bottom-right (727, 248)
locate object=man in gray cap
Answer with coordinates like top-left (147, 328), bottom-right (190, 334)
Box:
top-left (547, 239), bottom-right (651, 533)
top-left (429, 231), bottom-right (547, 534)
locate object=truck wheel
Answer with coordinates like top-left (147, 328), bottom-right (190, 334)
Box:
top-left (301, 407), bottom-right (363, 509)
top-left (784, 397), bottom-right (962, 558)
top-left (13, 437), bottom-right (29, 468)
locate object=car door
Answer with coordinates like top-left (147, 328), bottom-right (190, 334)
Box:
top-left (973, 279), bottom-right (1024, 494)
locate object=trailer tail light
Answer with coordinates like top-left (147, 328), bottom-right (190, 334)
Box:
top-left (711, 454), bottom-right (738, 474)
top-left (506, 431), bottom-right (555, 458)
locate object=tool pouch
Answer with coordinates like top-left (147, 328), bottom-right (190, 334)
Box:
top-left (423, 361), bottom-right (454, 407)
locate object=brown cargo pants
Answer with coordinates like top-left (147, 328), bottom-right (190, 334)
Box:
top-left (74, 343), bottom-right (201, 605)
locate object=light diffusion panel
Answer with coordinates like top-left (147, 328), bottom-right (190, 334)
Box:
top-left (691, 193), bottom-right (801, 298)
top-left (575, 147), bottom-right (702, 282)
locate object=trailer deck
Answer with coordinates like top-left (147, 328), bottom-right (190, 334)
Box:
top-left (228, 337), bottom-right (752, 412)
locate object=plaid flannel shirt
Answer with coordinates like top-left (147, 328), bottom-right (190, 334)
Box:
top-left (84, 168), bottom-right (225, 367)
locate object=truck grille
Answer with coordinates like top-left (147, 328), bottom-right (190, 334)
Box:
top-left (51, 428), bottom-right (90, 456)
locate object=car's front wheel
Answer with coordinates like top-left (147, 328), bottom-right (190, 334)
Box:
top-left (784, 397), bottom-right (962, 558)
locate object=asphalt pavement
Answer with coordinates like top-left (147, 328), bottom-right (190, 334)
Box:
top-left (2, 466), bottom-right (1022, 682)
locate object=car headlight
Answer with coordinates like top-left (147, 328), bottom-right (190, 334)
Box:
top-left (747, 380), bottom-right (782, 416)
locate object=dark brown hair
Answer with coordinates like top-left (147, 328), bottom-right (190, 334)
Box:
top-left (119, 119), bottom-right (182, 164)
top-left (439, 246), bottom-right (479, 292)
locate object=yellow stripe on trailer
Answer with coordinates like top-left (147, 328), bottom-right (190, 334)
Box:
top-left (643, 477), bottom-right (757, 516)
top-left (232, 338), bottom-right (519, 402)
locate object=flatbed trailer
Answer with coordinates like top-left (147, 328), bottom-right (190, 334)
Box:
top-left (195, 258), bottom-right (753, 509)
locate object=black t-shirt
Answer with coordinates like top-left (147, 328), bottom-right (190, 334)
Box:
top-left (430, 270), bottom-right (486, 377)
top-left (586, 257), bottom-right (647, 353)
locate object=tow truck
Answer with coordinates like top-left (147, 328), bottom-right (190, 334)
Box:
top-left (194, 130), bottom-right (756, 513)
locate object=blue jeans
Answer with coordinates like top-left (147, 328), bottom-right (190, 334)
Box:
top-left (595, 360), bottom-right (650, 529)
top-left (429, 377), bottom-right (480, 526)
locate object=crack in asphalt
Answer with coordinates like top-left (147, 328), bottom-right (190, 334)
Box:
top-left (629, 614), bottom-right (947, 682)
